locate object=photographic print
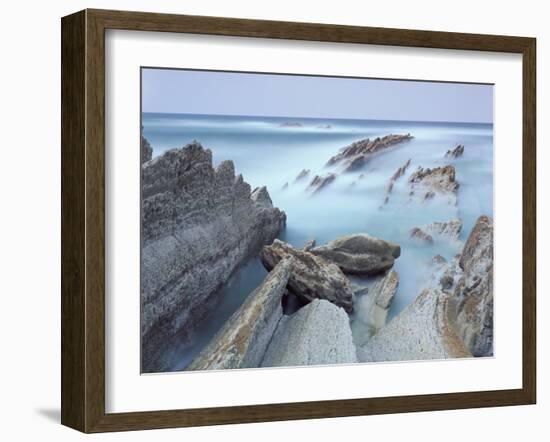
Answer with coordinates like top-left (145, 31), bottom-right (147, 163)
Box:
top-left (140, 68), bottom-right (494, 374)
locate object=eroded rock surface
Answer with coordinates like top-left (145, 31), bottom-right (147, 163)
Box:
top-left (310, 234), bottom-right (401, 276)
top-left (408, 165), bottom-right (459, 205)
top-left (187, 257), bottom-right (294, 371)
top-left (261, 299), bottom-right (357, 367)
top-left (260, 239), bottom-right (354, 313)
top-left (326, 134), bottom-right (413, 172)
top-left (141, 141), bottom-right (286, 372)
top-left (382, 158), bottom-right (412, 205)
top-left (453, 215), bottom-right (493, 356)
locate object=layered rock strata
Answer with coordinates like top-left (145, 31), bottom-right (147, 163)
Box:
top-left (408, 165), bottom-right (459, 205)
top-left (382, 158), bottom-right (412, 205)
top-left (326, 134), bottom-right (413, 172)
top-left (141, 141), bottom-right (286, 372)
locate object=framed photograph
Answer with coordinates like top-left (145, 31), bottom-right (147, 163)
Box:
top-left (61, 9), bottom-right (536, 433)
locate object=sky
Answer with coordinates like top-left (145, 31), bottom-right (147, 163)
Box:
top-left (141, 68), bottom-right (493, 124)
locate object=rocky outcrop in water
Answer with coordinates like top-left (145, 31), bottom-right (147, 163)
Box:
top-left (281, 182), bottom-right (289, 190)
top-left (294, 169), bottom-right (311, 182)
top-left (261, 299), bottom-right (357, 367)
top-left (445, 144), bottom-right (465, 159)
top-left (260, 239), bottom-right (354, 313)
top-left (141, 141), bottom-right (286, 372)
top-left (351, 271), bottom-right (399, 346)
top-left (453, 215), bottom-right (493, 356)
top-left (310, 234), bottom-right (401, 276)
top-left (409, 227), bottom-right (434, 245)
top-left (187, 257), bottom-right (294, 371)
top-left (382, 158), bottom-right (411, 205)
top-left (141, 134), bottom-right (153, 163)
top-left (308, 173), bottom-right (337, 194)
top-left (408, 165), bottom-right (459, 205)
top-left (280, 122), bottom-right (302, 128)
top-left (326, 134), bottom-right (413, 172)
top-left (358, 216), bottom-right (493, 362)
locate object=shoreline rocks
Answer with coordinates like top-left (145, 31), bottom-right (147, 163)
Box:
top-left (308, 173), bottom-right (336, 194)
top-left (382, 158), bottom-right (412, 205)
top-left (261, 299), bottom-right (357, 367)
top-left (408, 165), bottom-right (459, 205)
top-left (445, 144), bottom-right (465, 159)
top-left (260, 239), bottom-right (354, 313)
top-left (326, 134), bottom-right (413, 172)
top-left (410, 227), bottom-right (434, 245)
top-left (141, 134), bottom-right (152, 164)
top-left (187, 257), bottom-right (294, 371)
top-left (294, 169), bottom-right (311, 183)
top-left (310, 234), bottom-right (401, 276)
top-left (141, 141), bottom-right (286, 373)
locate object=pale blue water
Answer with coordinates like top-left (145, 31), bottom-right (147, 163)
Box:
top-left (142, 112), bottom-right (493, 370)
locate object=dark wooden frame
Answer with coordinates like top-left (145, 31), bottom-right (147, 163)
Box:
top-left (61, 8), bottom-right (536, 433)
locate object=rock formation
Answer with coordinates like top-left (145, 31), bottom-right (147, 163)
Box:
top-left (302, 239), bottom-right (316, 251)
top-left (382, 158), bottom-right (411, 205)
top-left (260, 239), bottom-right (354, 313)
top-left (294, 169), bottom-right (311, 182)
top-left (408, 165), bottom-right (459, 205)
top-left (308, 173), bottom-right (336, 193)
top-left (141, 141), bottom-right (286, 373)
top-left (261, 299), bottom-right (357, 367)
top-left (453, 215), bottom-right (493, 356)
top-left (445, 144), bottom-right (465, 159)
top-left (187, 257), bottom-right (294, 371)
top-left (279, 122), bottom-right (302, 128)
top-left (281, 182), bottom-right (289, 190)
top-left (310, 234), bottom-right (401, 276)
top-left (326, 134), bottom-right (413, 172)
top-left (409, 227), bottom-right (434, 245)
top-left (351, 271), bottom-right (399, 346)
top-left (141, 134), bottom-right (152, 163)
top-left (358, 216), bottom-right (493, 362)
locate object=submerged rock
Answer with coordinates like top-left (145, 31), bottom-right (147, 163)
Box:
top-left (187, 257), bottom-right (294, 371)
top-left (141, 134), bottom-right (153, 163)
top-left (382, 158), bottom-right (412, 205)
top-left (408, 165), bottom-right (459, 205)
top-left (141, 141), bottom-right (286, 373)
top-left (281, 182), bottom-right (289, 190)
top-left (260, 239), bottom-right (354, 313)
top-left (352, 271), bottom-right (399, 346)
top-left (294, 169), bottom-right (311, 182)
top-left (310, 234), bottom-right (401, 276)
top-left (326, 134), bottom-right (413, 172)
top-left (454, 215), bottom-right (494, 356)
top-left (261, 299), bottom-right (357, 367)
top-left (445, 144), bottom-right (465, 159)
top-left (308, 173), bottom-right (336, 194)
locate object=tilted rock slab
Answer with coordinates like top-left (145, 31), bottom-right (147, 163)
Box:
top-left (382, 158), bottom-right (411, 205)
top-left (445, 144), bottom-right (465, 159)
top-left (261, 299), bottom-right (357, 367)
top-left (310, 234), bottom-right (401, 276)
top-left (260, 239), bottom-right (354, 313)
top-left (307, 173), bottom-right (336, 194)
top-left (187, 257), bottom-right (294, 371)
top-left (141, 142), bottom-right (286, 372)
top-left (357, 287), bottom-right (471, 362)
top-left (453, 215), bottom-right (494, 356)
top-left (326, 134), bottom-right (413, 172)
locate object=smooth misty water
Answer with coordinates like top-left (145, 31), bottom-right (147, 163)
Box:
top-left (142, 112), bottom-right (493, 371)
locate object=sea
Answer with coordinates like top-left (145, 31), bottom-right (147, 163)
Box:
top-left (141, 112), bottom-right (494, 371)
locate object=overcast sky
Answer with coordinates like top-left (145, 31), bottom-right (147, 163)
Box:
top-left (142, 68), bottom-right (493, 124)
